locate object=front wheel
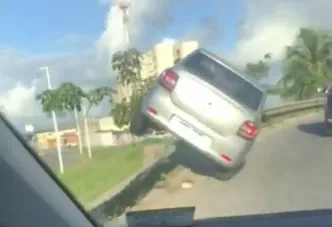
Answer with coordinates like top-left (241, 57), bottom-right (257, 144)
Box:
top-left (325, 125), bottom-right (332, 136)
top-left (215, 161), bottom-right (246, 181)
top-left (129, 110), bottom-right (150, 136)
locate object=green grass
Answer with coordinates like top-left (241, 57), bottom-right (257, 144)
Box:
top-left (58, 137), bottom-right (172, 205)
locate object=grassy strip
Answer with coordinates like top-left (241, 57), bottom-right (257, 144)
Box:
top-left (59, 138), bottom-right (172, 204)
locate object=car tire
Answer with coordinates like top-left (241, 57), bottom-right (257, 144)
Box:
top-left (215, 161), bottom-right (245, 181)
top-left (326, 126), bottom-right (332, 136)
top-left (129, 109), bottom-right (150, 136)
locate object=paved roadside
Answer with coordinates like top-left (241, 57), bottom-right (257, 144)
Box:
top-left (130, 112), bottom-right (329, 220)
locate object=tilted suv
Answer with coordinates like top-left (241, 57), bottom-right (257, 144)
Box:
top-left (130, 48), bottom-right (267, 179)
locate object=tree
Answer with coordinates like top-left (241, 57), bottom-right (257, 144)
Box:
top-left (111, 48), bottom-right (142, 85)
top-left (56, 82), bottom-right (86, 154)
top-left (35, 89), bottom-right (64, 116)
top-left (245, 53), bottom-right (271, 80)
top-left (277, 28), bottom-right (332, 100)
top-left (36, 83), bottom-right (112, 158)
top-left (111, 48), bottom-right (144, 128)
top-left (56, 82), bottom-right (86, 111)
top-left (111, 101), bottom-right (132, 127)
top-left (84, 86), bottom-right (112, 116)
top-left (35, 88), bottom-right (66, 173)
top-left (60, 84), bottom-right (112, 158)
top-left (79, 86), bottom-right (111, 159)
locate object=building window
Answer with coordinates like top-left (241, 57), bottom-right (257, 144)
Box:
top-left (174, 48), bottom-right (181, 64)
top-left (176, 49), bottom-right (181, 58)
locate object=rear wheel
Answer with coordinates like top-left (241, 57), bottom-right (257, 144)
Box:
top-left (324, 118), bottom-right (332, 136)
top-left (215, 161), bottom-right (245, 181)
top-left (326, 125), bottom-right (332, 136)
top-left (129, 110), bottom-right (150, 136)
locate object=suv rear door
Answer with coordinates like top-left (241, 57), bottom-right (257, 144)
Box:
top-left (170, 50), bottom-right (264, 136)
top-left (325, 85), bottom-right (332, 118)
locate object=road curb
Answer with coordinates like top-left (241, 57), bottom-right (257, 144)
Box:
top-left (89, 154), bottom-right (177, 224)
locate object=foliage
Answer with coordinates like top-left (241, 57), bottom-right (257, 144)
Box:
top-left (36, 83), bottom-right (111, 117)
top-left (111, 48), bottom-right (153, 128)
top-left (85, 86), bottom-right (114, 115)
top-left (245, 53), bottom-right (271, 80)
top-left (130, 77), bottom-right (156, 112)
top-left (277, 28), bottom-right (332, 100)
top-left (111, 48), bottom-right (143, 85)
top-left (35, 89), bottom-right (63, 114)
top-left (56, 82), bottom-right (86, 112)
top-left (111, 101), bottom-right (132, 127)
top-left (111, 77), bottom-right (156, 128)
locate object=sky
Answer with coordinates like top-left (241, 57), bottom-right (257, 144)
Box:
top-left (0, 0), bottom-right (332, 132)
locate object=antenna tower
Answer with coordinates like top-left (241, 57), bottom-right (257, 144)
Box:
top-left (117, 0), bottom-right (131, 49)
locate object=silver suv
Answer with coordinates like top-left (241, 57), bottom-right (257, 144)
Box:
top-left (317, 84), bottom-right (332, 134)
top-left (130, 48), bottom-right (267, 178)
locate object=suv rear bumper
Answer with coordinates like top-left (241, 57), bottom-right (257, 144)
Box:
top-left (140, 86), bottom-right (254, 170)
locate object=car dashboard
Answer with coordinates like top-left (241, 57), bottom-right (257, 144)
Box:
top-left (117, 207), bottom-right (332, 227)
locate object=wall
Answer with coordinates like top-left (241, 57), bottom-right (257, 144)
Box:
top-left (98, 117), bottom-right (126, 132)
top-left (179, 41), bottom-right (199, 58)
top-left (154, 42), bottom-right (175, 74)
top-left (36, 128), bottom-right (77, 150)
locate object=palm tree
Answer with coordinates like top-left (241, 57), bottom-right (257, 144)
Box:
top-left (35, 89), bottom-right (64, 116)
top-left (56, 83), bottom-right (112, 158)
top-left (56, 82), bottom-right (86, 155)
top-left (56, 82), bottom-right (86, 112)
top-left (277, 28), bottom-right (332, 100)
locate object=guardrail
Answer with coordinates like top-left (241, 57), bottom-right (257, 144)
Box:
top-left (89, 98), bottom-right (325, 225)
top-left (263, 98), bottom-right (324, 122)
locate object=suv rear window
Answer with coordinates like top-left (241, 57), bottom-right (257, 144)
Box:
top-left (183, 51), bottom-right (263, 111)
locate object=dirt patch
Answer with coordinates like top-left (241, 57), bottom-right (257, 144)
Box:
top-left (143, 144), bottom-right (168, 167)
top-left (132, 167), bottom-right (201, 211)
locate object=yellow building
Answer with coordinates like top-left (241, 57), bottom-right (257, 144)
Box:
top-left (113, 40), bottom-right (199, 103)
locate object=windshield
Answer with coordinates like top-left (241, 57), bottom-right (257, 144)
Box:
top-left (183, 51), bottom-right (263, 111)
top-left (1, 1), bottom-right (331, 226)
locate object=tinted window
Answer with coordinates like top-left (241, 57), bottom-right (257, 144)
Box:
top-left (183, 51), bottom-right (263, 111)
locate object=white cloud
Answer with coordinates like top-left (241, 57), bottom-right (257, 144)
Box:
top-left (229, 0), bottom-right (332, 66)
top-left (6, 0), bottom-right (332, 129)
top-left (96, 0), bottom-right (173, 60)
top-left (184, 15), bottom-right (222, 46)
top-left (0, 81), bottom-right (38, 118)
top-left (0, 0), bottom-right (171, 130)
top-left (0, 50), bottom-right (112, 131)
top-left (161, 37), bottom-right (176, 44)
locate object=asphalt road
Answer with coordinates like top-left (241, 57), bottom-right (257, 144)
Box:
top-left (130, 112), bottom-right (332, 220)
top-left (40, 148), bottom-right (81, 172)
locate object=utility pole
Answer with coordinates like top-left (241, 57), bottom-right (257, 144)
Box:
top-left (39, 67), bottom-right (64, 174)
top-left (118, 0), bottom-right (131, 50)
top-left (117, 0), bottom-right (132, 101)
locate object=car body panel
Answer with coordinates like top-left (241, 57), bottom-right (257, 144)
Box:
top-left (140, 48), bottom-right (267, 169)
top-left (322, 84), bottom-right (332, 125)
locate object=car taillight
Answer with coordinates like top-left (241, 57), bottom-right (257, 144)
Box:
top-left (158, 70), bottom-right (179, 91)
top-left (237, 121), bottom-right (258, 140)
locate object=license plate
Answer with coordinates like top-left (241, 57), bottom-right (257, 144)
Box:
top-left (169, 116), bottom-right (211, 149)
